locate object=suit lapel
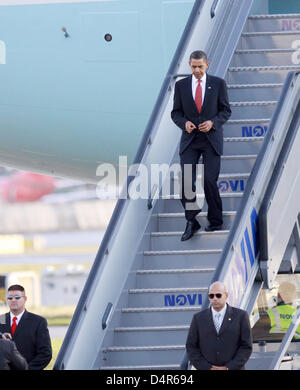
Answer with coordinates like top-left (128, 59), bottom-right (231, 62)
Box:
top-left (208, 308), bottom-right (218, 335)
top-left (201, 74), bottom-right (213, 114)
top-left (12, 310), bottom-right (28, 339)
top-left (185, 75), bottom-right (200, 116)
top-left (218, 304), bottom-right (234, 335)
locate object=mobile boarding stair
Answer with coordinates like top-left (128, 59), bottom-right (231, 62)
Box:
top-left (54, 0), bottom-right (300, 370)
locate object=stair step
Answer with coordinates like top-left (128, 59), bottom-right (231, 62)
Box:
top-left (228, 81), bottom-right (282, 101)
top-left (130, 283), bottom-right (210, 290)
top-left (101, 345), bottom-right (185, 367)
top-left (224, 136), bottom-right (263, 154)
top-left (136, 267), bottom-right (215, 274)
top-left (239, 30), bottom-right (300, 50)
top-left (170, 172), bottom-right (250, 195)
top-left (172, 170), bottom-right (251, 180)
top-left (228, 82), bottom-right (283, 87)
top-left (242, 30), bottom-right (300, 36)
top-left (229, 99), bottom-right (276, 119)
top-left (142, 247), bottom-right (221, 269)
top-left (220, 154), bottom-right (256, 174)
top-left (115, 325), bottom-right (190, 332)
top-left (231, 48), bottom-right (298, 66)
top-left (113, 324), bottom-right (191, 346)
top-left (246, 14), bottom-right (300, 34)
top-left (149, 230), bottom-right (228, 251)
top-left (229, 65), bottom-right (300, 72)
top-left (120, 306), bottom-right (201, 327)
top-left (122, 306), bottom-right (202, 313)
top-left (169, 170), bottom-right (249, 195)
top-left (158, 211), bottom-right (236, 218)
top-left (226, 65), bottom-right (300, 84)
top-left (105, 345), bottom-right (185, 352)
top-left (128, 286), bottom-right (208, 308)
top-left (100, 364), bottom-right (180, 370)
top-left (163, 192), bottom-right (243, 199)
top-left (224, 118), bottom-right (269, 137)
top-left (219, 172), bottom-right (250, 179)
top-left (162, 191), bottom-right (244, 212)
top-left (248, 13), bottom-right (300, 19)
top-left (135, 265), bottom-right (216, 288)
top-left (157, 210), bottom-right (236, 232)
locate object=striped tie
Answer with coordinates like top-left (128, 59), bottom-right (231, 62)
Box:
top-left (215, 313), bottom-right (221, 333)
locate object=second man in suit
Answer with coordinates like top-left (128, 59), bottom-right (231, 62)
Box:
top-left (186, 281), bottom-right (252, 370)
top-left (171, 50), bottom-right (231, 241)
top-left (0, 284), bottom-right (52, 370)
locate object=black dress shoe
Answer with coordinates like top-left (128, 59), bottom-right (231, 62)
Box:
top-left (181, 219), bottom-right (201, 241)
top-left (205, 224), bottom-right (222, 232)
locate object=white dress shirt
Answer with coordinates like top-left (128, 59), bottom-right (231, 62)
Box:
top-left (10, 310), bottom-right (25, 326)
top-left (192, 73), bottom-right (206, 105)
top-left (211, 303), bottom-right (227, 331)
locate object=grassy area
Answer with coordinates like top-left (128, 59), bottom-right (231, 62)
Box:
top-left (46, 338), bottom-right (63, 370)
top-left (47, 316), bottom-right (72, 326)
top-left (30, 305), bottom-right (75, 326)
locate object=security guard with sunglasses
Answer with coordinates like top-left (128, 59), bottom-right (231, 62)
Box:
top-left (186, 281), bottom-right (252, 370)
top-left (0, 284), bottom-right (52, 370)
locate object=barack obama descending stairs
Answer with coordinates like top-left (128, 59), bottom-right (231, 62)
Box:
top-left (171, 50), bottom-right (231, 241)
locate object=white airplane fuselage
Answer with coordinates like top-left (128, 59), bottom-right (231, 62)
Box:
top-left (0, 0), bottom-right (194, 183)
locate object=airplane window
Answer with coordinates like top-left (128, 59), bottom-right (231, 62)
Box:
top-left (251, 274), bottom-right (300, 342)
top-left (104, 34), bottom-right (112, 42)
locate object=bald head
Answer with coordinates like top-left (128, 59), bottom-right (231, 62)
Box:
top-left (208, 281), bottom-right (228, 311)
top-left (209, 282), bottom-right (228, 294)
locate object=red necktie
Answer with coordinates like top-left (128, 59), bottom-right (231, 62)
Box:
top-left (11, 316), bottom-right (17, 335)
top-left (195, 79), bottom-right (202, 113)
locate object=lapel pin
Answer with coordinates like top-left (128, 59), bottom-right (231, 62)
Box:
top-left (208, 86), bottom-right (212, 89)
top-left (229, 318), bottom-right (231, 321)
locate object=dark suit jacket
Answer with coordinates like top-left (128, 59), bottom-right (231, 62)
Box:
top-left (186, 304), bottom-right (252, 370)
top-left (0, 339), bottom-right (28, 370)
top-left (171, 74), bottom-right (231, 155)
top-left (0, 310), bottom-right (52, 370)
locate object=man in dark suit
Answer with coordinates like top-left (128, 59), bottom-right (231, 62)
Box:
top-left (186, 281), bottom-right (252, 370)
top-left (0, 338), bottom-right (28, 370)
top-left (171, 50), bottom-right (231, 241)
top-left (0, 284), bottom-right (52, 370)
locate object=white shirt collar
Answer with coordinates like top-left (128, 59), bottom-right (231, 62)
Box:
top-left (211, 303), bottom-right (227, 318)
top-left (10, 310), bottom-right (25, 325)
top-left (192, 72), bottom-right (206, 85)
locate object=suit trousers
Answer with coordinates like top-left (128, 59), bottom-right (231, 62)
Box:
top-left (180, 135), bottom-right (223, 225)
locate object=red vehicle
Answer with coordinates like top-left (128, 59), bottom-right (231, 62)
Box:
top-left (0, 172), bottom-right (55, 202)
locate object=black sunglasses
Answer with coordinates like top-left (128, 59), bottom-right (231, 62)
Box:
top-left (7, 295), bottom-right (24, 300)
top-left (208, 293), bottom-right (223, 299)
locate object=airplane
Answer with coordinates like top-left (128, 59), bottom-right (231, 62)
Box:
top-left (0, 0), bottom-right (298, 186)
top-left (0, 0), bottom-right (195, 185)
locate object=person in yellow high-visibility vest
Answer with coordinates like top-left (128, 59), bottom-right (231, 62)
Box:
top-left (252, 282), bottom-right (300, 341)
top-left (266, 282), bottom-right (300, 340)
